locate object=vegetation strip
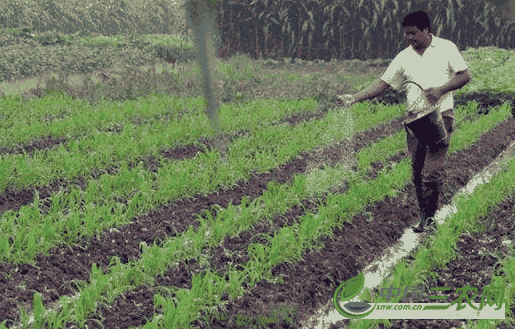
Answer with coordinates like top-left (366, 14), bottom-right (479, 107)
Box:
top-left (0, 92), bottom-right (319, 150)
top-left (0, 95), bottom-right (324, 193)
top-left (6, 111), bottom-right (512, 326)
top-left (0, 101), bottom-right (395, 323)
top-left (1, 98), bottom-right (512, 326)
top-left (0, 103), bottom-right (330, 218)
top-left (299, 140), bottom-right (515, 329)
top-left (347, 152), bottom-right (515, 329)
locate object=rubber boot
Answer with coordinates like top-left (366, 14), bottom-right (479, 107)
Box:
top-left (412, 184), bottom-right (430, 232)
top-left (423, 181), bottom-right (440, 228)
top-left (413, 208), bottom-right (430, 233)
top-left (414, 179), bottom-right (441, 232)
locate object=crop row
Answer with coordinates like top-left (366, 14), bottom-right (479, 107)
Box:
top-left (0, 87), bottom-right (319, 149)
top-left (348, 155), bottom-right (515, 329)
top-left (3, 100), bottom-right (513, 328)
top-left (0, 94), bottom-right (396, 264)
top-left (0, 92), bottom-right (321, 192)
top-left (2, 96), bottom-right (509, 266)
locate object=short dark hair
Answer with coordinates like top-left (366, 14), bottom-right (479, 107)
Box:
top-left (402, 11), bottom-right (432, 34)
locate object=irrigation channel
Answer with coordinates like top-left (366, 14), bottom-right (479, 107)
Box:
top-left (1, 55), bottom-right (515, 328)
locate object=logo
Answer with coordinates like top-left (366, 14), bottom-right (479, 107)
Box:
top-left (333, 272), bottom-right (377, 319)
top-left (333, 272), bottom-right (505, 320)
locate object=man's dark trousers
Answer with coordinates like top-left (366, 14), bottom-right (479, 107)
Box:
top-left (405, 109), bottom-right (454, 221)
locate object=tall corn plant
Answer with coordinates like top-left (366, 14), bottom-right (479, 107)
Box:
top-left (236, 0), bottom-right (515, 62)
top-left (244, 0), bottom-right (307, 60)
top-left (475, 1), bottom-right (507, 46)
top-left (431, 0), bottom-right (514, 50)
top-left (321, 1), bottom-right (350, 60)
top-left (493, 0), bottom-right (515, 21)
top-left (176, 0), bottom-right (514, 64)
top-left (220, 0), bottom-right (246, 59)
top-left (218, 0), bottom-right (285, 60)
top-left (297, 1), bottom-right (317, 59)
top-left (248, 0), bottom-right (289, 59)
top-left (0, 0), bottom-right (52, 32)
top-left (241, 0), bottom-right (333, 60)
top-left (233, 0), bottom-right (286, 60)
top-left (214, 0), bottom-right (295, 61)
top-left (235, 0), bottom-right (390, 61)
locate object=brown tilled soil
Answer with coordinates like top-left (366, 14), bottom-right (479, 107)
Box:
top-left (197, 118), bottom-right (515, 329)
top-left (371, 190), bottom-right (515, 329)
top-left (0, 109), bottom-right (513, 328)
top-left (325, 189), bottom-right (515, 329)
top-left (1, 57), bottom-right (514, 328)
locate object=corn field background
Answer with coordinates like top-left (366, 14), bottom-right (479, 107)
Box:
top-left (206, 0), bottom-right (515, 62)
top-left (1, 0), bottom-right (515, 63)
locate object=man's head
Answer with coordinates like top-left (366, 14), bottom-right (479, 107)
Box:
top-left (402, 11), bottom-right (432, 51)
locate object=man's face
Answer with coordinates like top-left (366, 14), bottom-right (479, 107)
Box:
top-left (403, 26), bottom-right (430, 50)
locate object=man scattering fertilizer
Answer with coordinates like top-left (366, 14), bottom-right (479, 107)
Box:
top-left (337, 10), bottom-right (472, 233)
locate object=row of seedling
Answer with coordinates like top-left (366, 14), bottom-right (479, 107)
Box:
top-left (348, 153), bottom-right (515, 329)
top-left (3, 101), bottom-right (512, 328)
top-left (0, 92), bottom-right (329, 193)
top-left (0, 94), bottom-right (402, 264)
top-left (0, 92), bottom-right (318, 149)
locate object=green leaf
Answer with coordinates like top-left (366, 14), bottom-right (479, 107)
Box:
top-left (359, 287), bottom-right (374, 302)
top-left (340, 272), bottom-right (365, 301)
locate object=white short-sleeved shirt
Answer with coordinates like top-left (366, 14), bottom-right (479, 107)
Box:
top-left (381, 34), bottom-right (469, 119)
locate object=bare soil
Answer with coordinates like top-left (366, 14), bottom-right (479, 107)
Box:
top-left (1, 56), bottom-right (515, 328)
top-left (372, 191), bottom-right (515, 329)
top-left (0, 106), bottom-right (513, 328)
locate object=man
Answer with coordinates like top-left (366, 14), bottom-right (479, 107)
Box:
top-left (337, 10), bottom-right (472, 233)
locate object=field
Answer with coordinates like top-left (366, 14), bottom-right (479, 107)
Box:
top-left (1, 23), bottom-right (515, 329)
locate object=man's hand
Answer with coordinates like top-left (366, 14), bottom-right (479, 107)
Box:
top-left (337, 94), bottom-right (355, 107)
top-left (423, 87), bottom-right (443, 107)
